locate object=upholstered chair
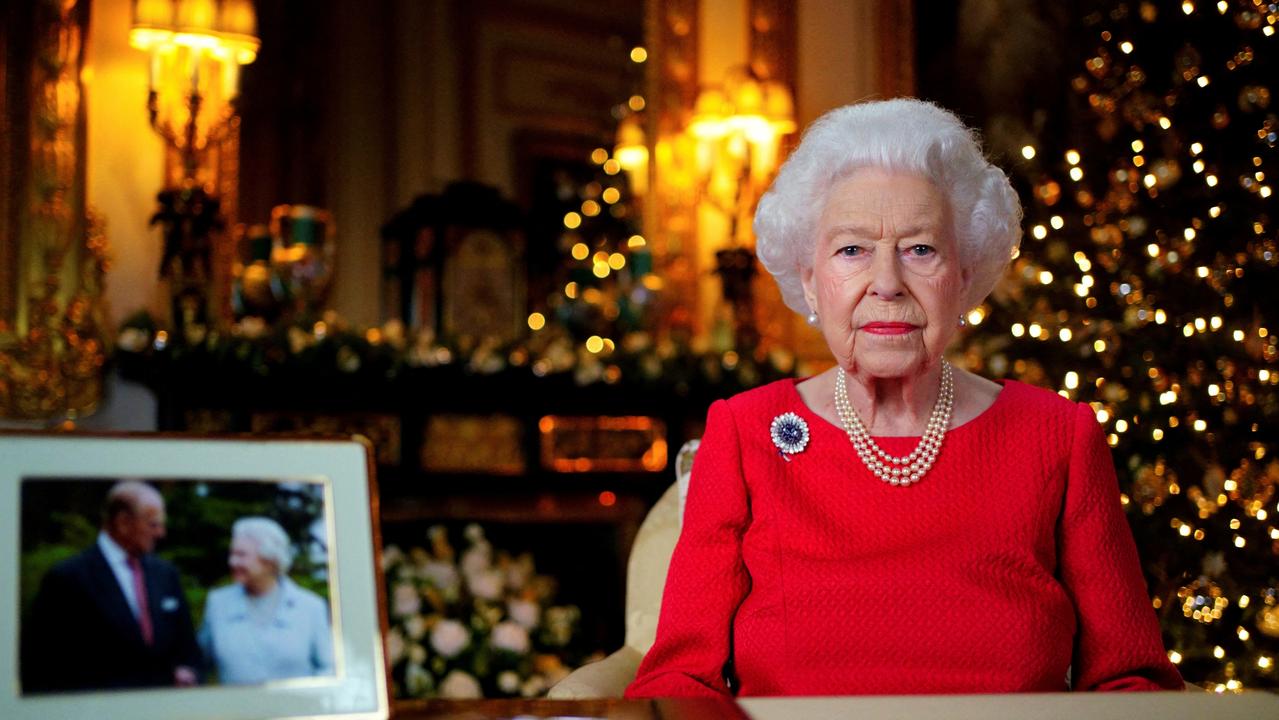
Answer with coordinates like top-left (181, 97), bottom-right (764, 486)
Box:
top-left (547, 439), bottom-right (699, 698)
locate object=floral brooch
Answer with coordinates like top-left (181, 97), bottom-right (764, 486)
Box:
top-left (770, 412), bottom-right (810, 460)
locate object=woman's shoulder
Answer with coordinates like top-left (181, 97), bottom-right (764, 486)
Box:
top-left (282, 578), bottom-right (328, 610)
top-left (719, 378), bottom-right (801, 417)
top-left (204, 583), bottom-right (242, 611)
top-left (990, 377), bottom-right (1092, 433)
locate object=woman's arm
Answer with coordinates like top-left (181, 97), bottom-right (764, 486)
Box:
top-left (311, 593), bottom-right (336, 676)
top-left (1060, 402), bottom-right (1184, 691)
top-left (625, 399), bottom-right (752, 698)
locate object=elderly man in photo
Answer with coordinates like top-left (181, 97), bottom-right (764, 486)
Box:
top-left (21, 481), bottom-right (201, 693)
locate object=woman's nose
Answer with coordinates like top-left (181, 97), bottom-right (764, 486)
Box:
top-left (868, 248), bottom-right (905, 298)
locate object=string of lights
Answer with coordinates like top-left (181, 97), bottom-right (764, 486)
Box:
top-left (960, 0), bottom-right (1277, 692)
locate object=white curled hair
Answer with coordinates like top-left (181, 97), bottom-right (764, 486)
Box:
top-left (232, 516), bottom-right (294, 575)
top-left (754, 98), bottom-right (1023, 315)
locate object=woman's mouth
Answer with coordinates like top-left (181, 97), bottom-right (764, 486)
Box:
top-left (860, 322), bottom-right (919, 335)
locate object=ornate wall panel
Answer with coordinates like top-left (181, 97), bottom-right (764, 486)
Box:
top-left (0, 0), bottom-right (107, 420)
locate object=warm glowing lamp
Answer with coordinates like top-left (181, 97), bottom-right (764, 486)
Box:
top-left (130, 0), bottom-right (259, 180)
top-left (614, 114), bottom-right (649, 197)
top-left (218, 0), bottom-right (261, 64)
top-left (687, 65), bottom-right (796, 225)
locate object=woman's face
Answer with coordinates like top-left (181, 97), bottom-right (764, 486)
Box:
top-left (229, 535), bottom-right (276, 589)
top-left (802, 167), bottom-right (968, 380)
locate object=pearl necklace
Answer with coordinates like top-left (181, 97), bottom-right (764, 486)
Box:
top-left (833, 361), bottom-right (954, 486)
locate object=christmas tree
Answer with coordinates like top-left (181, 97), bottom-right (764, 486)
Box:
top-left (959, 0), bottom-right (1277, 691)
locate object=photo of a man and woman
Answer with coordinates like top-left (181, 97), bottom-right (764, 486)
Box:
top-left (19, 477), bottom-right (336, 695)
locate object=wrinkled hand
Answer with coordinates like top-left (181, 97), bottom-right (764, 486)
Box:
top-left (174, 666), bottom-right (198, 687)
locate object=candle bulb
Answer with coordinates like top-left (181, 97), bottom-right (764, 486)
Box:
top-left (190, 49), bottom-right (201, 96)
top-left (148, 48), bottom-right (160, 93)
top-left (221, 61), bottom-right (240, 102)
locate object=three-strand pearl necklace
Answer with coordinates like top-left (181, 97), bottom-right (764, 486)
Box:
top-left (833, 361), bottom-right (955, 486)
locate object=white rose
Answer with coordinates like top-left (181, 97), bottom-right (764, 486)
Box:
top-left (507, 598), bottom-right (540, 629)
top-left (392, 582), bottom-right (421, 619)
top-left (461, 543), bottom-right (492, 577)
top-left (404, 615), bottom-right (427, 641)
top-left (439, 670), bottom-right (482, 699)
top-left (419, 560), bottom-right (461, 593)
top-left (520, 674), bottom-right (547, 698)
top-left (463, 523), bottom-right (485, 543)
top-left (505, 554), bottom-right (534, 590)
top-left (386, 628), bottom-right (405, 665)
top-left (490, 620), bottom-right (530, 654)
top-left (468, 569), bottom-right (504, 601)
top-left (497, 670), bottom-right (521, 695)
top-left (381, 545), bottom-right (405, 570)
top-left (429, 619), bottom-right (470, 659)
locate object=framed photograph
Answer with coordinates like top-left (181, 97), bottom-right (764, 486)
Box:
top-left (0, 434), bottom-right (389, 720)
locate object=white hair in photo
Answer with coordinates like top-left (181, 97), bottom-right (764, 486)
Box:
top-left (754, 97), bottom-right (1023, 316)
top-left (232, 516), bottom-right (295, 575)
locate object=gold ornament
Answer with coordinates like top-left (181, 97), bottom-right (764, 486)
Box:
top-left (1257, 604), bottom-right (1279, 639)
top-left (1239, 85), bottom-right (1272, 112)
top-left (1178, 577), bottom-right (1227, 625)
top-left (1132, 463), bottom-right (1173, 514)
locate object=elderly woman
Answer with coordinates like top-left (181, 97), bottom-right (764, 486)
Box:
top-left (626, 99), bottom-right (1183, 697)
top-left (199, 517), bottom-right (334, 684)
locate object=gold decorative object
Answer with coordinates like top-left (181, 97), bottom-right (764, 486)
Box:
top-left (539, 415), bottom-right (667, 473)
top-left (130, 0), bottom-right (259, 328)
top-left (0, 1), bottom-right (109, 421)
top-left (251, 411), bottom-right (402, 466)
top-left (1258, 603), bottom-right (1279, 639)
top-left (422, 415), bottom-right (525, 475)
top-left (269, 204), bottom-right (337, 319)
top-left (129, 0), bottom-right (259, 180)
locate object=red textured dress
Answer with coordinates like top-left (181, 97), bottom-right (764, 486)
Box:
top-left (625, 378), bottom-right (1184, 697)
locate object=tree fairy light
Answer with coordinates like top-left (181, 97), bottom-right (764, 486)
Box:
top-left (958, 0), bottom-right (1279, 690)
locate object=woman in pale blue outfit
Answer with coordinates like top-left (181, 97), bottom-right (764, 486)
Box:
top-left (200, 517), bottom-right (334, 684)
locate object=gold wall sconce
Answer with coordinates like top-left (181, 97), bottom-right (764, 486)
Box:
top-left (129, 0), bottom-right (259, 181)
top-left (687, 65), bottom-right (795, 245)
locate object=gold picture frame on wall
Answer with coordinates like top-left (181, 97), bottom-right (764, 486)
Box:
top-left (0, 0), bottom-right (108, 421)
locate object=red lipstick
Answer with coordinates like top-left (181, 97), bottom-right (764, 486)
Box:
top-left (861, 322), bottom-right (918, 335)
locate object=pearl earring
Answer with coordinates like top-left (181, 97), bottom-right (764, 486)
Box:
top-left (957, 315), bottom-right (967, 327)
top-left (807, 313), bottom-right (819, 327)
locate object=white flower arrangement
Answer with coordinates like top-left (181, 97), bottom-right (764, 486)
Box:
top-left (383, 523), bottom-right (596, 698)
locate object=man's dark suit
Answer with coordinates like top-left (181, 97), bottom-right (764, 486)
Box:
top-left (20, 543), bottom-right (201, 693)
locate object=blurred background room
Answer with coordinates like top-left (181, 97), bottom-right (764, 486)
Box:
top-left (2, 0), bottom-right (1277, 701)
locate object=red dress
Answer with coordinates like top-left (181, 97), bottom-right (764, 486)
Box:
top-left (625, 378), bottom-right (1184, 697)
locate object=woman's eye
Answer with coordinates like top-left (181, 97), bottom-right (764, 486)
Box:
top-left (906, 244), bottom-right (935, 257)
top-left (838, 245), bottom-right (864, 257)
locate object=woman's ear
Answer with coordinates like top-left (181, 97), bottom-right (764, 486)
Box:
top-left (800, 264), bottom-right (818, 314)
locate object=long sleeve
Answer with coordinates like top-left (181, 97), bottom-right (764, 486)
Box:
top-left (312, 594), bottom-right (336, 676)
top-left (1059, 402), bottom-right (1184, 691)
top-left (625, 399), bottom-right (752, 698)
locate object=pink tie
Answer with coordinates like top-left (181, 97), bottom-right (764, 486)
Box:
top-left (127, 557), bottom-right (154, 646)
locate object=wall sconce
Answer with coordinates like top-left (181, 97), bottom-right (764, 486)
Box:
top-left (131, 0), bottom-right (259, 334)
top-left (687, 66), bottom-right (795, 351)
top-left (129, 0), bottom-right (259, 180)
top-left (688, 65), bottom-right (795, 246)
top-left (613, 113), bottom-right (649, 198)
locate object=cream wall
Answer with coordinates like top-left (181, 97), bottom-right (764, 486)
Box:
top-left (87, 0), bottom-right (167, 330)
top-left (796, 0), bottom-right (883, 127)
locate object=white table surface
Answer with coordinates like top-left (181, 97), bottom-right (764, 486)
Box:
top-left (738, 691), bottom-right (1279, 720)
